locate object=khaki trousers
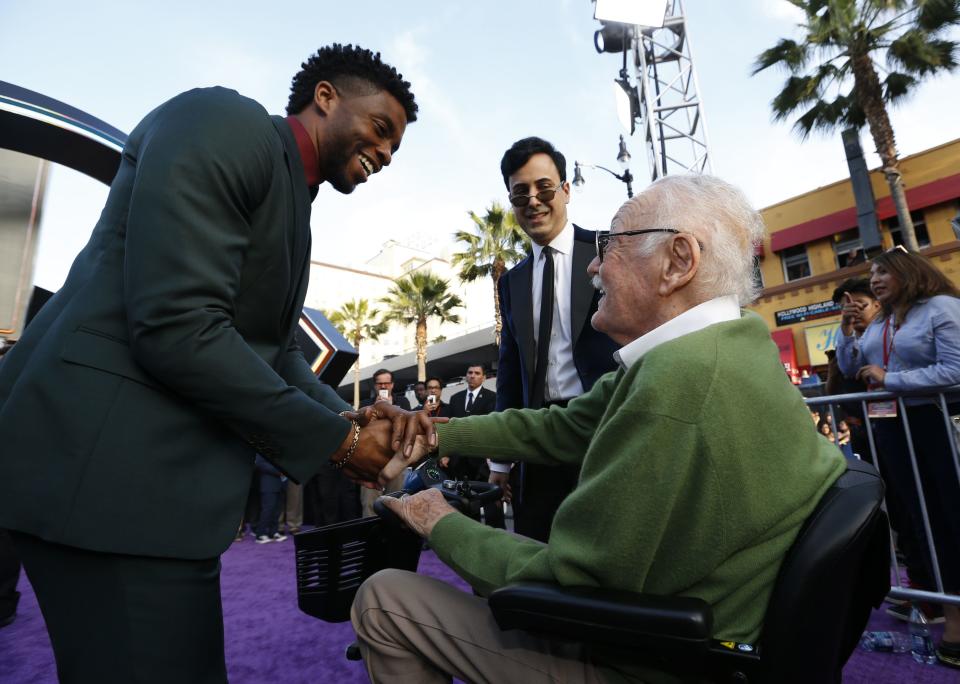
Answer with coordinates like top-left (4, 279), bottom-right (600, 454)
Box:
top-left (351, 568), bottom-right (604, 684)
top-left (279, 481), bottom-right (303, 530)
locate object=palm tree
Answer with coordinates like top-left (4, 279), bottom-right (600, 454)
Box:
top-left (327, 299), bottom-right (388, 409)
top-left (379, 271), bottom-right (463, 381)
top-left (451, 202), bottom-right (529, 346)
top-left (753, 0), bottom-right (960, 251)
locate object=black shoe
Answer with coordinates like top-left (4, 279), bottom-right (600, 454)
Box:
top-left (937, 640), bottom-right (960, 669)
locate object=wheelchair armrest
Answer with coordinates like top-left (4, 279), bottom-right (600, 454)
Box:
top-left (488, 582), bottom-right (713, 657)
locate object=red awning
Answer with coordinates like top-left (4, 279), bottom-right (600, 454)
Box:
top-left (770, 172), bottom-right (960, 252)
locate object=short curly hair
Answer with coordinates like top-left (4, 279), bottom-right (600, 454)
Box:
top-left (286, 44), bottom-right (418, 122)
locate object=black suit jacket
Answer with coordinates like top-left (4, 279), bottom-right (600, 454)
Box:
top-left (448, 386), bottom-right (496, 418)
top-left (447, 386), bottom-right (497, 478)
top-left (496, 224), bottom-right (619, 412)
top-left (0, 88), bottom-right (351, 560)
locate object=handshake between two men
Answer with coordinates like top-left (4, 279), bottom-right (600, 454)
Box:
top-left (329, 403), bottom-right (461, 538)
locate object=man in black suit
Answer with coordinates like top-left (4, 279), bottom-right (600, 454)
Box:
top-left (446, 364), bottom-right (497, 481)
top-left (491, 137), bottom-right (619, 542)
top-left (447, 364), bottom-right (502, 527)
top-left (0, 45), bottom-right (417, 683)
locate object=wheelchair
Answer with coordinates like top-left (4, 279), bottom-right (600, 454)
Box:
top-left (488, 460), bottom-right (889, 683)
top-left (296, 459), bottom-right (888, 683)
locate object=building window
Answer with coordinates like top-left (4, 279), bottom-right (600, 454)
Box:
top-left (752, 256), bottom-right (764, 291)
top-left (887, 210), bottom-right (930, 248)
top-left (781, 245), bottom-right (810, 282)
top-left (833, 228), bottom-right (866, 269)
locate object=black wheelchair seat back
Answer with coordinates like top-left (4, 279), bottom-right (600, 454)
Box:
top-left (758, 458), bottom-right (889, 683)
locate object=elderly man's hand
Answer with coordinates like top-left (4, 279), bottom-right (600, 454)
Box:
top-left (377, 488), bottom-right (457, 538)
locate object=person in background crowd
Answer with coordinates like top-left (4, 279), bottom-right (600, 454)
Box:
top-left (362, 369), bottom-right (412, 410)
top-left (412, 381), bottom-right (428, 408)
top-left (360, 369), bottom-right (411, 514)
top-left (836, 246), bottom-right (960, 668)
top-left (415, 377), bottom-right (452, 418)
top-left (447, 364), bottom-right (497, 481)
top-left (825, 277), bottom-right (883, 463)
top-left (447, 364), bottom-right (502, 527)
top-left (836, 419), bottom-right (855, 459)
top-left (253, 455), bottom-right (287, 544)
top-left (352, 174), bottom-right (845, 683)
top-left (490, 136), bottom-right (618, 543)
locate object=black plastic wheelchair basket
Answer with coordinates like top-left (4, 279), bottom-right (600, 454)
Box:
top-left (294, 515), bottom-right (422, 623)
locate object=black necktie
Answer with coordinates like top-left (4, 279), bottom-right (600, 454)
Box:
top-left (466, 391), bottom-right (474, 413)
top-left (531, 247), bottom-right (554, 409)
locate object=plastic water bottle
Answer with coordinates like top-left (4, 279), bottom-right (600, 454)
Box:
top-left (859, 631), bottom-right (911, 653)
top-left (909, 606), bottom-right (937, 664)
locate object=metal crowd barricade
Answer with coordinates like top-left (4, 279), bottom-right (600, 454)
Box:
top-left (804, 385), bottom-right (960, 608)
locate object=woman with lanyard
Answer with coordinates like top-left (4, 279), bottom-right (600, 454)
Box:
top-left (836, 246), bottom-right (960, 668)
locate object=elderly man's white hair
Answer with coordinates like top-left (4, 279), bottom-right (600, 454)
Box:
top-left (618, 174), bottom-right (766, 305)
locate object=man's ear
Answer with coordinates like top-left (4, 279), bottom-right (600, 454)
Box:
top-left (313, 81), bottom-right (339, 117)
top-left (658, 234), bottom-right (700, 296)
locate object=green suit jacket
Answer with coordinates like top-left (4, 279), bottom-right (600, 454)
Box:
top-left (0, 87), bottom-right (351, 559)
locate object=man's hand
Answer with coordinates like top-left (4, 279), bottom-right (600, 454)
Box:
top-left (356, 402), bottom-right (444, 459)
top-left (488, 470), bottom-right (512, 504)
top-left (857, 364), bottom-right (887, 388)
top-left (331, 418), bottom-right (393, 484)
top-left (377, 488), bottom-right (457, 538)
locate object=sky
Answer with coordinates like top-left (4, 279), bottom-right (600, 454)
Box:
top-left (2, 0), bottom-right (959, 291)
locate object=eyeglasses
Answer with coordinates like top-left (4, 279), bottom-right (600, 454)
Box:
top-left (886, 244), bottom-right (909, 254)
top-left (595, 228), bottom-right (679, 262)
top-left (508, 183), bottom-right (564, 207)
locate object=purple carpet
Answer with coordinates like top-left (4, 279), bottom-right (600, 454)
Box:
top-left (0, 535), bottom-right (953, 683)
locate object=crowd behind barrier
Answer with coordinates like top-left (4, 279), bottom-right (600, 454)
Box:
top-left (805, 385), bottom-right (960, 608)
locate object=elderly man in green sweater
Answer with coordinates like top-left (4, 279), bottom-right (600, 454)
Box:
top-left (352, 174), bottom-right (845, 684)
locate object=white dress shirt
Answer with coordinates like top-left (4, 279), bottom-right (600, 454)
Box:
top-left (531, 222), bottom-right (584, 402)
top-left (614, 295), bottom-right (741, 371)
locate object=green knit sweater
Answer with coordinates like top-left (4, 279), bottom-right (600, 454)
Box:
top-left (431, 313), bottom-right (845, 683)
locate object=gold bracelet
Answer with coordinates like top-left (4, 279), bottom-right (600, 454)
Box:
top-left (332, 419), bottom-right (360, 470)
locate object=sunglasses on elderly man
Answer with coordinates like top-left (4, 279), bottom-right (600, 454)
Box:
top-left (595, 229), bottom-right (680, 262)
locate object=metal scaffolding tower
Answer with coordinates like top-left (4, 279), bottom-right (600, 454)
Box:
top-left (620, 0), bottom-right (713, 183)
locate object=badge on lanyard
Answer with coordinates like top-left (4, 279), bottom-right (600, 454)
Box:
top-left (867, 317), bottom-right (898, 418)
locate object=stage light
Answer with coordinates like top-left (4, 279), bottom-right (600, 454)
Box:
top-left (594, 0), bottom-right (669, 27)
top-left (594, 22), bottom-right (627, 53)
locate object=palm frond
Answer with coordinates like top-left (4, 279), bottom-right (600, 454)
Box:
top-left (889, 29), bottom-right (959, 73)
top-left (752, 38), bottom-right (810, 74)
top-left (915, 0), bottom-right (960, 32)
top-left (883, 70), bottom-right (919, 100)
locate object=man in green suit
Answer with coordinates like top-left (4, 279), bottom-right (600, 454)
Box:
top-left (0, 44), bottom-right (417, 683)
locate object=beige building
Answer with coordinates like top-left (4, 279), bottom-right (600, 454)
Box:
top-left (304, 239), bottom-right (499, 380)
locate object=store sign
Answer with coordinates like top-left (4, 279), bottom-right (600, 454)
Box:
top-left (804, 320), bottom-right (843, 366)
top-left (774, 300), bottom-right (841, 326)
